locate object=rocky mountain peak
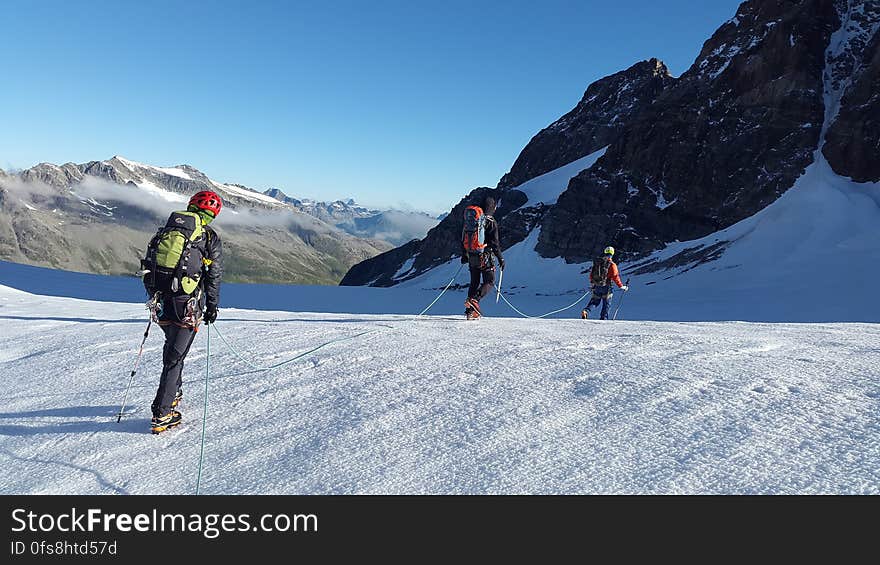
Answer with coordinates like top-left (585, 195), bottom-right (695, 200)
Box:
top-left (264, 187), bottom-right (288, 200)
top-left (498, 58), bottom-right (676, 190)
top-left (642, 57), bottom-right (672, 77)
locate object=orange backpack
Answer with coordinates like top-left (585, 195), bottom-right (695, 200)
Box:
top-left (462, 205), bottom-right (487, 253)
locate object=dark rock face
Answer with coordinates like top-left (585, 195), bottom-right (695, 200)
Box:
top-left (340, 239), bottom-right (422, 287)
top-left (498, 59), bottom-right (675, 190)
top-left (823, 1), bottom-right (880, 182)
top-left (536, 0), bottom-right (836, 262)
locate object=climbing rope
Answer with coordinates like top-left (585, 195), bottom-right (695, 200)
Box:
top-left (494, 284), bottom-right (592, 319)
top-left (194, 321), bottom-right (386, 495)
top-left (417, 264), bottom-right (464, 316)
top-left (196, 323), bottom-right (211, 495)
top-left (212, 322), bottom-right (382, 374)
top-left (413, 262), bottom-right (592, 320)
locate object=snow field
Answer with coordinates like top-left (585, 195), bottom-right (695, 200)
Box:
top-left (1, 285), bottom-right (878, 494)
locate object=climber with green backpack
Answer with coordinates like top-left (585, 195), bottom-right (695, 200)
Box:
top-left (140, 191), bottom-right (224, 434)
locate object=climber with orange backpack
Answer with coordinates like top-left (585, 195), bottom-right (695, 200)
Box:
top-left (461, 196), bottom-right (504, 320)
top-left (581, 246), bottom-right (628, 320)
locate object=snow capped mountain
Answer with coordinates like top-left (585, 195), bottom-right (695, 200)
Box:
top-left (15, 155), bottom-right (287, 210)
top-left (342, 0), bottom-right (880, 314)
top-left (262, 188), bottom-right (440, 246)
top-left (0, 156), bottom-right (391, 284)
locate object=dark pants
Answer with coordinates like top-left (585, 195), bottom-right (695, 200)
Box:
top-left (151, 323), bottom-right (197, 417)
top-left (468, 266), bottom-right (496, 303)
top-left (584, 285), bottom-right (613, 320)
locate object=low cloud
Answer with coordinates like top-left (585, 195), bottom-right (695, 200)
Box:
top-left (217, 204), bottom-right (336, 232)
top-left (0, 176), bottom-right (52, 199)
top-left (347, 210), bottom-right (439, 245)
top-left (73, 177), bottom-right (186, 219)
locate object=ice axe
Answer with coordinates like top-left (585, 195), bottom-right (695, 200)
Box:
top-left (496, 264), bottom-right (504, 303)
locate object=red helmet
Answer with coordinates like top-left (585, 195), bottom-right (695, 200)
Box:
top-left (188, 190), bottom-right (222, 216)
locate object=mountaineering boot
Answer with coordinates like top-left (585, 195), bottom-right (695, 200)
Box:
top-left (470, 298), bottom-right (482, 315)
top-left (151, 410), bottom-right (182, 434)
top-left (171, 389), bottom-right (183, 409)
top-left (465, 298), bottom-right (475, 320)
top-left (465, 298), bottom-right (482, 320)
top-left (581, 309), bottom-right (589, 320)
top-left (465, 302), bottom-right (477, 320)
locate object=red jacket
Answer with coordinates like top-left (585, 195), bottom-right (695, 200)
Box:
top-left (590, 260), bottom-right (624, 288)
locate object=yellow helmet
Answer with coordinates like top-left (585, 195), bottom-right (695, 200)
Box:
top-left (604, 246), bottom-right (615, 256)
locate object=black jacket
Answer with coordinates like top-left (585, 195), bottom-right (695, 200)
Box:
top-left (484, 215), bottom-right (502, 260)
top-left (200, 225), bottom-right (223, 311)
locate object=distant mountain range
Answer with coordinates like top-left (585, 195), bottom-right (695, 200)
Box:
top-left (0, 156), bottom-right (436, 284)
top-left (262, 188), bottom-right (439, 246)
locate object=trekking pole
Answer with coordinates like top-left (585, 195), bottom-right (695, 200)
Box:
top-left (496, 265), bottom-right (504, 304)
top-left (612, 278), bottom-right (631, 320)
top-left (116, 319), bottom-right (152, 423)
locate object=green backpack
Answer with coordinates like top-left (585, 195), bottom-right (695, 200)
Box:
top-left (141, 211), bottom-right (205, 295)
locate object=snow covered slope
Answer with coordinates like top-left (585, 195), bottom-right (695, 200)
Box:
top-left (1, 284), bottom-right (878, 494)
top-left (445, 153), bottom-right (880, 323)
top-left (113, 155), bottom-right (283, 206)
top-left (509, 147), bottom-right (607, 208)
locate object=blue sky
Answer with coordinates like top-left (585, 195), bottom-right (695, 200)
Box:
top-left (0, 0), bottom-right (741, 212)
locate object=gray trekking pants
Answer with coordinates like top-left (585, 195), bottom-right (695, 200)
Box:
top-left (151, 323), bottom-right (197, 417)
